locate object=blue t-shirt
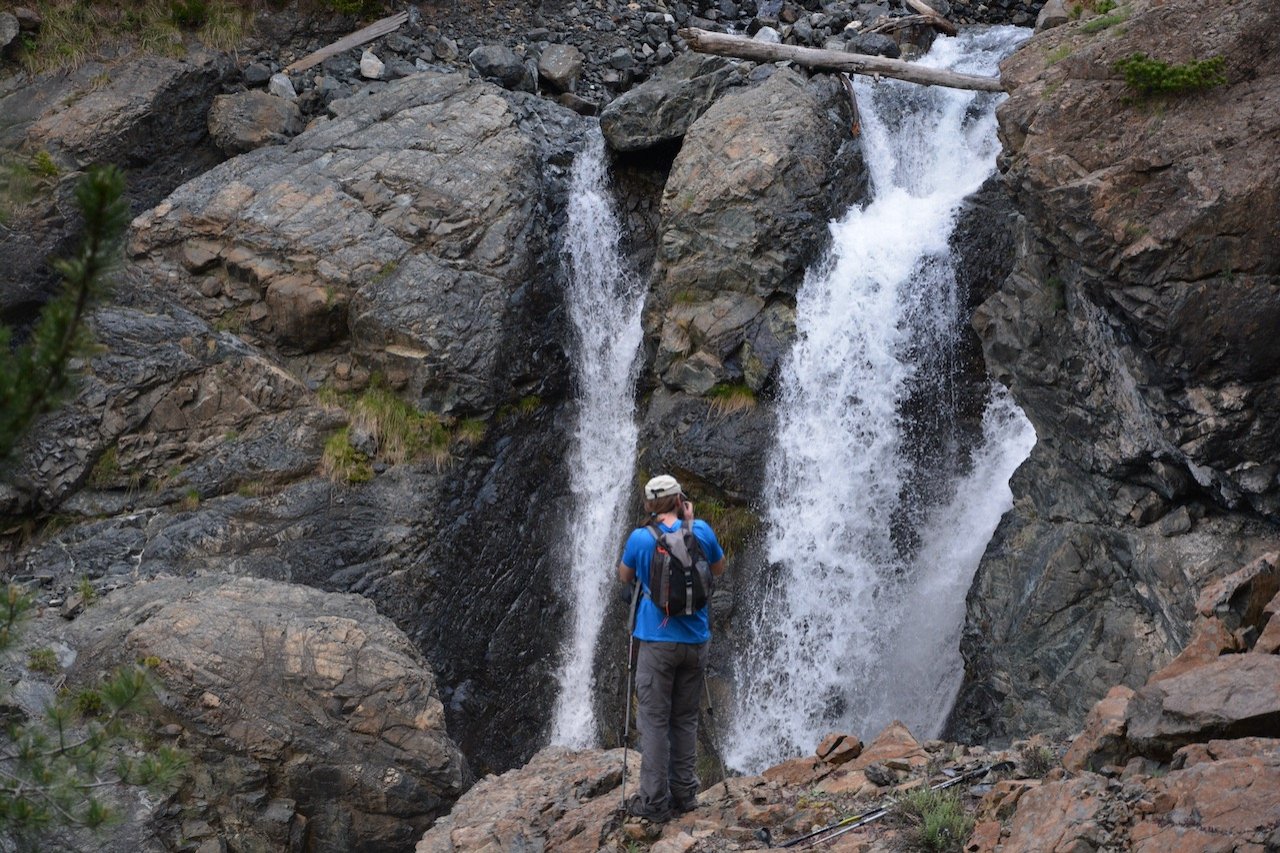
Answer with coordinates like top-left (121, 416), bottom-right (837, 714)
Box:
top-left (621, 518), bottom-right (724, 644)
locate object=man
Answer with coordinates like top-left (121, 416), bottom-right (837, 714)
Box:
top-left (617, 474), bottom-right (727, 823)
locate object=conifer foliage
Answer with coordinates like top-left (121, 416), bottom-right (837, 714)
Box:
top-left (0, 584), bottom-right (185, 837)
top-left (0, 165), bottom-right (128, 460)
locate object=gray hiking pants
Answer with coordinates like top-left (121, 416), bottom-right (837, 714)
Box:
top-left (635, 639), bottom-right (708, 814)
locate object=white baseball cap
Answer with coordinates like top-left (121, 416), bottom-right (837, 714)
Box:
top-left (643, 475), bottom-right (682, 500)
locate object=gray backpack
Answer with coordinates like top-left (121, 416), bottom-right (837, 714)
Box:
top-left (646, 523), bottom-right (713, 618)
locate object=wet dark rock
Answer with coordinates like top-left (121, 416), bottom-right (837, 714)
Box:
top-left (242, 60), bottom-right (272, 85)
top-left (600, 52), bottom-right (745, 152)
top-left (847, 31), bottom-right (901, 57)
top-left (951, 0), bottom-right (1280, 746)
top-left (469, 43), bottom-right (529, 89)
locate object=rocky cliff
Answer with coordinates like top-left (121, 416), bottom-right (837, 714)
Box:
top-left (3, 0), bottom-right (1278, 847)
top-left (949, 0), bottom-right (1280, 744)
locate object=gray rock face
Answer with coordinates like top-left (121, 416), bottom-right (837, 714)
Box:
top-left (10, 70), bottom-right (590, 778)
top-left (653, 68), bottom-right (865, 303)
top-left (130, 71), bottom-right (585, 414)
top-left (0, 51), bottom-right (230, 318)
top-left (948, 0), bottom-right (1280, 744)
top-left (599, 52), bottom-right (746, 152)
top-left (70, 576), bottom-right (470, 851)
top-left (207, 89), bottom-right (303, 155)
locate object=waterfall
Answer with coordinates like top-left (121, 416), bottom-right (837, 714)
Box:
top-left (549, 130), bottom-right (647, 747)
top-left (726, 27), bottom-right (1034, 772)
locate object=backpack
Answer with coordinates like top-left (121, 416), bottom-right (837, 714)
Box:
top-left (645, 523), bottom-right (713, 619)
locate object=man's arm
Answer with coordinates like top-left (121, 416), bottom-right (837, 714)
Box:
top-left (618, 561), bottom-right (635, 584)
top-left (710, 558), bottom-right (726, 578)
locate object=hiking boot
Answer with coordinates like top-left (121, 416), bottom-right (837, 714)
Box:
top-left (671, 795), bottom-right (697, 816)
top-left (625, 794), bottom-right (672, 824)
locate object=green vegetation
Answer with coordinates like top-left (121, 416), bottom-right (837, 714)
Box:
top-left (27, 647), bottom-right (60, 675)
top-left (708, 383), bottom-right (758, 417)
top-left (0, 150), bottom-right (62, 226)
top-left (321, 427), bottom-right (374, 484)
top-left (697, 497), bottom-right (759, 560)
top-left (1019, 742), bottom-right (1058, 777)
top-left (0, 585), bottom-right (185, 835)
top-left (891, 787), bottom-right (974, 853)
top-left (1081, 8), bottom-right (1128, 33)
top-left (14, 0), bottom-right (250, 73)
top-left (0, 166), bottom-right (127, 461)
top-left (1113, 53), bottom-right (1227, 96)
top-left (88, 445), bottom-right (122, 489)
top-left (1045, 44), bottom-right (1073, 66)
top-left (454, 418), bottom-right (487, 448)
top-left (319, 0), bottom-right (387, 15)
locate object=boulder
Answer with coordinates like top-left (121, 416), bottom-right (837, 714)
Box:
top-left (70, 576), bottom-right (471, 851)
top-left (468, 43), bottom-right (528, 90)
top-left (1126, 654), bottom-right (1280, 760)
top-left (207, 89), bottom-right (303, 155)
top-left (599, 52), bottom-right (745, 152)
top-left (415, 746), bottom-right (630, 852)
top-left (653, 67), bottom-right (865, 301)
top-left (268, 70), bottom-right (297, 100)
top-left (1035, 0), bottom-right (1070, 31)
top-left (0, 11), bottom-right (18, 52)
top-left (1062, 685), bottom-right (1135, 773)
top-left (129, 72), bottom-right (586, 413)
top-left (360, 48), bottom-right (384, 79)
top-left (537, 43), bottom-right (584, 92)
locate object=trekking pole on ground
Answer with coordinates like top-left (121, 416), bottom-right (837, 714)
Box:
top-left (620, 580), bottom-right (641, 811)
top-left (781, 761), bottom-right (1014, 848)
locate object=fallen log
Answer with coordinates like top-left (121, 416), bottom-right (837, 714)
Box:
top-left (903, 0), bottom-right (959, 36)
top-left (678, 27), bottom-right (1003, 92)
top-left (284, 11), bottom-right (410, 74)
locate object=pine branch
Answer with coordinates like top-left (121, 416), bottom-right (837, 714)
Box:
top-left (0, 165), bottom-right (128, 460)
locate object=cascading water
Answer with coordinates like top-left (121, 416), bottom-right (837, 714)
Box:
top-left (727, 27), bottom-right (1035, 772)
top-left (549, 130), bottom-right (647, 747)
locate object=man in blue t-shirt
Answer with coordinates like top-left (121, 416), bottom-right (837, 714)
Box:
top-left (617, 474), bottom-right (726, 823)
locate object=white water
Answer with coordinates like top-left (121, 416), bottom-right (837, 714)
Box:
top-left (726, 27), bottom-right (1035, 772)
top-left (549, 130), bottom-right (647, 747)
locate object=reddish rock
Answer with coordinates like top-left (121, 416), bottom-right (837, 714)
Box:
top-left (1196, 552), bottom-right (1279, 631)
top-left (763, 755), bottom-right (827, 786)
top-left (815, 768), bottom-right (876, 797)
top-left (851, 721), bottom-right (928, 771)
top-left (1173, 737), bottom-right (1280, 769)
top-left (1148, 617), bottom-right (1239, 683)
top-left (1131, 746), bottom-right (1280, 851)
top-left (1063, 685), bottom-right (1135, 772)
top-left (975, 779), bottom-right (1042, 822)
top-left (1257, 590), bottom-right (1280, 653)
top-left (1127, 655), bottom-right (1280, 760)
top-left (965, 818), bottom-right (1003, 853)
top-left (817, 732), bottom-right (864, 765)
top-left (1000, 775), bottom-right (1110, 853)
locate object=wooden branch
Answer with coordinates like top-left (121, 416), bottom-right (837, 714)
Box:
top-left (866, 14), bottom-right (953, 36)
top-left (284, 11), bottom-right (411, 74)
top-left (678, 27), bottom-right (1003, 92)
top-left (903, 0), bottom-right (959, 36)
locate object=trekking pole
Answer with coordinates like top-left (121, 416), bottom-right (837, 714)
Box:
top-left (702, 673), bottom-right (729, 783)
top-left (619, 580), bottom-right (641, 811)
top-left (781, 761), bottom-right (1013, 848)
